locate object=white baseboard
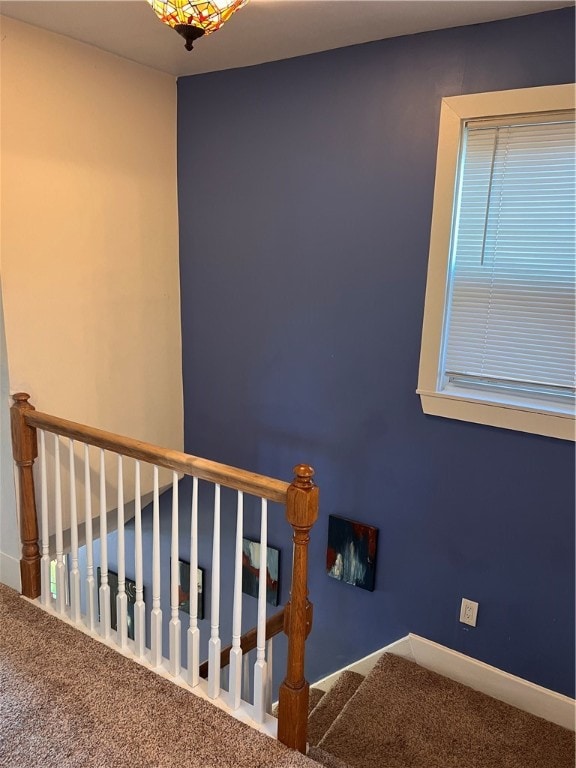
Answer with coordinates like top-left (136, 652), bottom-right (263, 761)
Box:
top-left (312, 633), bottom-right (575, 731)
top-left (408, 634), bottom-right (575, 731)
top-left (0, 551), bottom-right (21, 591)
top-left (312, 635), bottom-right (413, 692)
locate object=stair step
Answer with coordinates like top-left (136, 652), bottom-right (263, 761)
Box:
top-left (316, 653), bottom-right (575, 768)
top-left (307, 670), bottom-right (364, 747)
top-left (307, 746), bottom-right (353, 768)
top-left (309, 686), bottom-right (326, 714)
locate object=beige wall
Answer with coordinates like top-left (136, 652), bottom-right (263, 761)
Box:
top-left (0, 278), bottom-right (19, 587)
top-left (1, 18), bottom-right (183, 547)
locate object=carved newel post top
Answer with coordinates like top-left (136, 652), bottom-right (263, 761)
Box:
top-left (11, 392), bottom-right (37, 464)
top-left (292, 464), bottom-right (315, 489)
top-left (287, 465), bottom-right (318, 529)
top-left (13, 392), bottom-right (31, 405)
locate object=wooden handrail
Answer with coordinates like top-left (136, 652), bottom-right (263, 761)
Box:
top-left (198, 608), bottom-right (285, 679)
top-left (22, 403), bottom-right (289, 503)
top-left (11, 394), bottom-right (318, 754)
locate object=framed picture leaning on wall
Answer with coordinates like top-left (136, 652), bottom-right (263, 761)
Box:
top-left (176, 559), bottom-right (204, 620)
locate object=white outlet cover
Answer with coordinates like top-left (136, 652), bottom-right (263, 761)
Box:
top-left (460, 598), bottom-right (479, 627)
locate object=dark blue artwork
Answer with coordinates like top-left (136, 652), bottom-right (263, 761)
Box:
top-left (326, 515), bottom-right (378, 592)
top-left (97, 568), bottom-right (137, 639)
top-left (177, 560), bottom-right (204, 620)
top-left (242, 538), bottom-right (280, 606)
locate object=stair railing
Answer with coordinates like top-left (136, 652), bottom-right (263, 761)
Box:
top-left (10, 392), bottom-right (318, 753)
top-left (199, 607), bottom-right (287, 713)
top-left (199, 608), bottom-right (286, 680)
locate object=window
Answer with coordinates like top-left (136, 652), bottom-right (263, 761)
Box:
top-left (418, 85), bottom-right (575, 441)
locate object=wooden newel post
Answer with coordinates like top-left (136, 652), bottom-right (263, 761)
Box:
top-left (278, 464), bottom-right (319, 753)
top-left (10, 393), bottom-right (40, 599)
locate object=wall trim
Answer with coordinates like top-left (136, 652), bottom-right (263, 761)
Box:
top-left (312, 633), bottom-right (575, 731)
top-left (408, 634), bottom-right (575, 731)
top-left (312, 636), bottom-right (413, 693)
top-left (0, 551), bottom-right (21, 591)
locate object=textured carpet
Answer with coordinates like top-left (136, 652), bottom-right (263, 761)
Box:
top-left (316, 653), bottom-right (575, 768)
top-left (307, 747), bottom-right (351, 768)
top-left (307, 671), bottom-right (364, 747)
top-left (3, 585), bottom-right (573, 768)
top-left (308, 687), bottom-right (326, 713)
top-left (0, 584), bottom-right (317, 768)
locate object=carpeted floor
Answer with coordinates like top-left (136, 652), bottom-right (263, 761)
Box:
top-left (311, 653), bottom-right (575, 768)
top-left (2, 583), bottom-right (573, 768)
top-left (0, 584), bottom-right (317, 768)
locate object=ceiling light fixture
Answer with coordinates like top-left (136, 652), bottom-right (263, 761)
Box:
top-left (147, 0), bottom-right (248, 51)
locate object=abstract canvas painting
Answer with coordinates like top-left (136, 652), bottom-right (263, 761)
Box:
top-left (97, 568), bottom-right (137, 640)
top-left (177, 560), bottom-right (204, 620)
top-left (242, 538), bottom-right (280, 606)
top-left (326, 515), bottom-right (378, 591)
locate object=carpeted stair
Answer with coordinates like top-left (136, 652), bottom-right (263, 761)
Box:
top-left (305, 653), bottom-right (575, 768)
top-left (308, 671), bottom-right (364, 748)
top-left (308, 687), bottom-right (326, 713)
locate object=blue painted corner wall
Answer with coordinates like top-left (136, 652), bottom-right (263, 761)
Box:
top-left (177, 8), bottom-right (576, 697)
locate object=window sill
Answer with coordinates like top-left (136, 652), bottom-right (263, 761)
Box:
top-left (417, 389), bottom-right (575, 441)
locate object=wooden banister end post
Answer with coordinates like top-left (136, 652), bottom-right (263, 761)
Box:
top-left (277, 464), bottom-right (319, 753)
top-left (277, 679), bottom-right (310, 753)
top-left (10, 393), bottom-right (40, 599)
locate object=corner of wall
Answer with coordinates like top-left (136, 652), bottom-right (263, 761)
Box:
top-left (0, 276), bottom-right (21, 584)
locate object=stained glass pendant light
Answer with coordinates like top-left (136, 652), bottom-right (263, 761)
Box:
top-left (147, 1), bottom-right (248, 51)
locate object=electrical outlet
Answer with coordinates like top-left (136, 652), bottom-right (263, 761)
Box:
top-left (460, 598), bottom-right (479, 627)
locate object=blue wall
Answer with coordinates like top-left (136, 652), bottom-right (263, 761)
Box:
top-left (177, 9), bottom-right (575, 697)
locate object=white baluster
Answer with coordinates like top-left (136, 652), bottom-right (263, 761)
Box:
top-left (99, 448), bottom-right (111, 639)
top-left (266, 638), bottom-right (274, 715)
top-left (208, 483), bottom-right (221, 699)
top-left (187, 476), bottom-right (200, 687)
top-left (39, 431), bottom-right (50, 607)
top-left (134, 460), bottom-right (146, 658)
top-left (253, 498), bottom-right (268, 722)
top-left (116, 455), bottom-right (128, 648)
top-left (68, 439), bottom-right (81, 622)
top-left (54, 435), bottom-right (66, 614)
top-left (169, 471), bottom-right (181, 677)
top-left (84, 443), bottom-right (97, 631)
top-left (150, 465), bottom-right (162, 667)
top-left (229, 491), bottom-right (244, 709)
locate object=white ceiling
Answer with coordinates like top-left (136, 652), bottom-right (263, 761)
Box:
top-left (1, 0), bottom-right (573, 77)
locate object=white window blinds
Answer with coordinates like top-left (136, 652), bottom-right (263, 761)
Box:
top-left (442, 115), bottom-right (576, 409)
